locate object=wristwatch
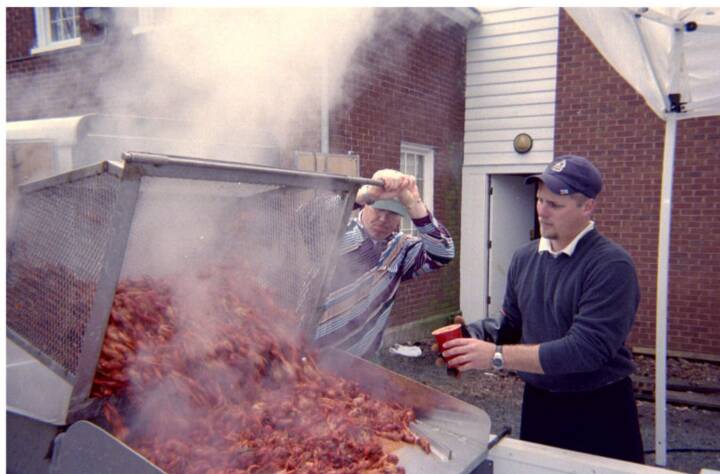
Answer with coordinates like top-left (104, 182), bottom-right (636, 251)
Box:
top-left (491, 345), bottom-right (504, 370)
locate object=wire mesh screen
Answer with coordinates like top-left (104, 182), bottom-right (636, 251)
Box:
top-left (119, 176), bottom-right (347, 324)
top-left (7, 173), bottom-right (122, 377)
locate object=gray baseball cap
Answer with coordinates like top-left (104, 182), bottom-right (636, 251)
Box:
top-left (370, 199), bottom-right (410, 219)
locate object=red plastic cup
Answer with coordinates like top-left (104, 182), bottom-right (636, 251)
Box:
top-left (432, 323), bottom-right (463, 355)
top-left (432, 323), bottom-right (463, 377)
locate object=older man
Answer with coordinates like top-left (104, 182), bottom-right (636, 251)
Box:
top-left (315, 168), bottom-right (454, 358)
top-left (441, 155), bottom-right (644, 463)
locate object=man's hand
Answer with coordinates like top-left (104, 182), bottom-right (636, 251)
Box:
top-left (372, 169), bottom-right (415, 196)
top-left (442, 338), bottom-right (495, 372)
top-left (433, 314), bottom-right (545, 374)
top-left (356, 170), bottom-right (426, 219)
top-left (433, 315), bottom-right (494, 373)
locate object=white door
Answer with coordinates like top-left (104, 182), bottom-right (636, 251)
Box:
top-left (487, 175), bottom-right (537, 317)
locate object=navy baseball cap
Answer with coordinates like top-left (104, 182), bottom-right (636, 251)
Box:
top-left (525, 155), bottom-right (603, 198)
top-left (370, 199), bottom-right (410, 218)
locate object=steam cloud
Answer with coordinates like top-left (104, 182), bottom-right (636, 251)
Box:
top-left (105, 7), bottom-right (379, 159)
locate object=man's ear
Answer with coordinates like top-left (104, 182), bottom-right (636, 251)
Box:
top-left (583, 198), bottom-right (596, 216)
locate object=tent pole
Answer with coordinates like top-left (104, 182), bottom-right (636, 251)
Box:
top-left (655, 116), bottom-right (677, 467)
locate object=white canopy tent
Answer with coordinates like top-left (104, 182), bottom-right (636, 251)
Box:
top-left (565, 7), bottom-right (720, 466)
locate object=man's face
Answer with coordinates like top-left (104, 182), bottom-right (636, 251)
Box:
top-left (536, 183), bottom-right (594, 249)
top-left (362, 206), bottom-right (402, 240)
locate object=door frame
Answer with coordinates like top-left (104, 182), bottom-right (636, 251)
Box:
top-left (460, 163), bottom-right (545, 324)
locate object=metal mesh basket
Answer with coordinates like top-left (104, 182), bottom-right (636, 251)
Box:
top-left (6, 153), bottom-right (374, 422)
top-left (7, 170), bottom-right (122, 378)
top-left (119, 176), bottom-right (342, 312)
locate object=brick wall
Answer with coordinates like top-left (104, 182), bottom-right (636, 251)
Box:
top-left (556, 9), bottom-right (720, 357)
top-left (6, 8), bottom-right (119, 121)
top-left (329, 9), bottom-right (466, 327)
top-left (6, 7), bottom-right (35, 59)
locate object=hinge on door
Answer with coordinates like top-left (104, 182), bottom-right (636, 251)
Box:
top-left (487, 296), bottom-right (491, 305)
top-left (488, 240), bottom-right (492, 249)
top-left (489, 186), bottom-right (493, 196)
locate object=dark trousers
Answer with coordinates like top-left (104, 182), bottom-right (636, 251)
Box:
top-left (520, 377), bottom-right (645, 464)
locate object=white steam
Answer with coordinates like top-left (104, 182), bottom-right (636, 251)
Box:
top-left (106, 7), bottom-right (378, 159)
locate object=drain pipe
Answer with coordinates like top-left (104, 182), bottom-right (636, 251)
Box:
top-left (320, 42), bottom-right (330, 154)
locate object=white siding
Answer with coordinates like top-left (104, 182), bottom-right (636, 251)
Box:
top-left (460, 8), bottom-right (560, 323)
top-left (464, 7), bottom-right (559, 166)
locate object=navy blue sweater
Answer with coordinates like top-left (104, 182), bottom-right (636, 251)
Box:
top-left (503, 229), bottom-right (639, 392)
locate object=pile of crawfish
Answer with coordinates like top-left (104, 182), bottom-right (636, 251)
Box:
top-left (92, 265), bottom-right (429, 473)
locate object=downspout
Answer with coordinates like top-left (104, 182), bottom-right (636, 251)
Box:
top-left (320, 42), bottom-right (330, 154)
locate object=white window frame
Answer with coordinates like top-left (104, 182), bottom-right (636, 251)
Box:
top-left (400, 142), bottom-right (435, 235)
top-left (31, 7), bottom-right (82, 55)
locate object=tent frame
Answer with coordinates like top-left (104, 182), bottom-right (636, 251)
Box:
top-left (567, 7), bottom-right (720, 466)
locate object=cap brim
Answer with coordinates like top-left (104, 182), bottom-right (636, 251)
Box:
top-left (370, 199), bottom-right (409, 218)
top-left (524, 173), bottom-right (570, 195)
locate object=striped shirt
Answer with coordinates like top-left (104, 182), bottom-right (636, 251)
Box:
top-left (314, 208), bottom-right (454, 358)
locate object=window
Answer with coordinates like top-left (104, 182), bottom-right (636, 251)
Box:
top-left (399, 143), bottom-right (435, 236)
top-left (32, 7), bottom-right (81, 54)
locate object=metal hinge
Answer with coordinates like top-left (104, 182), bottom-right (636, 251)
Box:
top-left (487, 240), bottom-right (492, 249)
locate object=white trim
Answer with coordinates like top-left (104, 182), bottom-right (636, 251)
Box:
top-left (463, 163), bottom-right (546, 174)
top-left (33, 7), bottom-right (51, 47)
top-left (31, 7), bottom-right (82, 55)
top-left (460, 168), bottom-right (490, 323)
top-left (460, 163), bottom-right (545, 323)
top-left (424, 151), bottom-right (434, 215)
top-left (401, 142), bottom-right (434, 214)
top-left (30, 37), bottom-right (82, 55)
top-left (399, 142), bottom-right (435, 236)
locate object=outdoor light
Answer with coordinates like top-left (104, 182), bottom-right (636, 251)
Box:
top-left (83, 7), bottom-right (111, 27)
top-left (513, 133), bottom-right (533, 154)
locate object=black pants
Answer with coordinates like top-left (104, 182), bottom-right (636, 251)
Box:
top-left (520, 377), bottom-right (644, 463)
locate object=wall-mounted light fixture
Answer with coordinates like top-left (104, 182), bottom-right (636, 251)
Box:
top-left (513, 133), bottom-right (533, 154)
top-left (83, 7), bottom-right (111, 27)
